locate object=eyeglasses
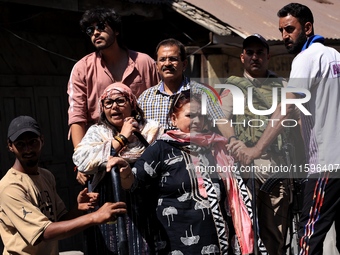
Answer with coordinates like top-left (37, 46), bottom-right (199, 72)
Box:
top-left (157, 56), bottom-right (180, 63)
top-left (103, 97), bottom-right (128, 109)
top-left (85, 22), bottom-right (106, 36)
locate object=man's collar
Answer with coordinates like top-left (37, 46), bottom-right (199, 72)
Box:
top-left (158, 76), bottom-right (190, 95)
top-left (243, 70), bottom-right (277, 87)
top-left (301, 35), bottom-right (325, 52)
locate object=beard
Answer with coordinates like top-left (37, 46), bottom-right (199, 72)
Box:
top-left (94, 35), bottom-right (115, 51)
top-left (19, 153), bottom-right (39, 169)
top-left (285, 31), bottom-right (307, 55)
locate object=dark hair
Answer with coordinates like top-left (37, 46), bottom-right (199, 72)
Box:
top-left (99, 98), bottom-right (146, 134)
top-left (277, 3), bottom-right (314, 28)
top-left (167, 90), bottom-right (204, 128)
top-left (80, 8), bottom-right (123, 47)
top-left (155, 38), bottom-right (187, 61)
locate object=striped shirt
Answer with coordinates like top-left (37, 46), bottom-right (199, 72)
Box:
top-left (137, 77), bottom-right (226, 130)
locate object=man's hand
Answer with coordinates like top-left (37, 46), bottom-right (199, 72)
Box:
top-left (227, 140), bottom-right (247, 161)
top-left (93, 202), bottom-right (127, 224)
top-left (77, 188), bottom-right (99, 211)
top-left (236, 145), bottom-right (262, 166)
top-left (226, 140), bottom-right (262, 165)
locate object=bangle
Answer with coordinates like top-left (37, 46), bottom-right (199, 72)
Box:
top-left (118, 134), bottom-right (129, 145)
top-left (228, 135), bottom-right (238, 144)
top-left (114, 136), bottom-right (125, 147)
top-left (121, 172), bottom-right (132, 180)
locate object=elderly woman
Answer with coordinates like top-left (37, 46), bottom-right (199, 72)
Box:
top-left (73, 82), bottom-right (163, 254)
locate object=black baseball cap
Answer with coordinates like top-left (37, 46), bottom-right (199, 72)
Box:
top-left (243, 33), bottom-right (269, 51)
top-left (8, 116), bottom-right (41, 141)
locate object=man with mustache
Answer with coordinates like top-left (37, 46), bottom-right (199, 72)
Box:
top-left (236, 3), bottom-right (340, 254)
top-left (0, 116), bottom-right (127, 255)
top-left (67, 8), bottom-right (159, 184)
top-left (220, 34), bottom-right (304, 254)
top-left (138, 38), bottom-right (226, 131)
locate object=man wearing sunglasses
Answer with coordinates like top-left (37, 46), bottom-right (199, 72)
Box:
top-left (67, 8), bottom-right (159, 185)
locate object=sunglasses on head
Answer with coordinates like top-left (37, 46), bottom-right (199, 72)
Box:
top-left (173, 90), bottom-right (191, 106)
top-left (85, 22), bottom-right (106, 36)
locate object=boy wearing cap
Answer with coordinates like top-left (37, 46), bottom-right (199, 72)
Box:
top-left (0, 115), bottom-right (127, 255)
top-left (220, 34), bottom-right (303, 254)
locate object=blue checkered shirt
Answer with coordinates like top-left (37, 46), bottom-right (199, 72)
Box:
top-left (137, 77), bottom-right (226, 130)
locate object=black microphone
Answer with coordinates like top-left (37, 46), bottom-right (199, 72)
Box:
top-left (133, 131), bottom-right (149, 147)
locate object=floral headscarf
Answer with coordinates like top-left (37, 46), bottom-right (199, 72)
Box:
top-left (100, 82), bottom-right (137, 111)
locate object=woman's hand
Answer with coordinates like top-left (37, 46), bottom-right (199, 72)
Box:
top-left (119, 117), bottom-right (140, 142)
top-left (77, 188), bottom-right (99, 211)
top-left (76, 171), bottom-right (92, 186)
top-left (106, 156), bottom-right (134, 189)
top-left (106, 156), bottom-right (130, 173)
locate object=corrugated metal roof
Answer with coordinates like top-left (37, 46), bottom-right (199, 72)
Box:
top-left (176, 0), bottom-right (340, 40)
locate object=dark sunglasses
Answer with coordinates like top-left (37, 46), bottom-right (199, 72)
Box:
top-left (85, 22), bottom-right (106, 36)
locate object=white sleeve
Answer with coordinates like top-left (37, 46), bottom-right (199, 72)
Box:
top-left (72, 125), bottom-right (112, 174)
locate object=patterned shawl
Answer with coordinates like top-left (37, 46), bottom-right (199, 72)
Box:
top-left (163, 130), bottom-right (254, 254)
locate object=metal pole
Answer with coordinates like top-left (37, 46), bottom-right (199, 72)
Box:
top-left (251, 162), bottom-right (259, 255)
top-left (111, 166), bottom-right (129, 255)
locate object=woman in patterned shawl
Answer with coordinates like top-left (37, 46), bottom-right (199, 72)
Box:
top-left (107, 90), bottom-right (254, 255)
top-left (73, 82), bottom-right (163, 254)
